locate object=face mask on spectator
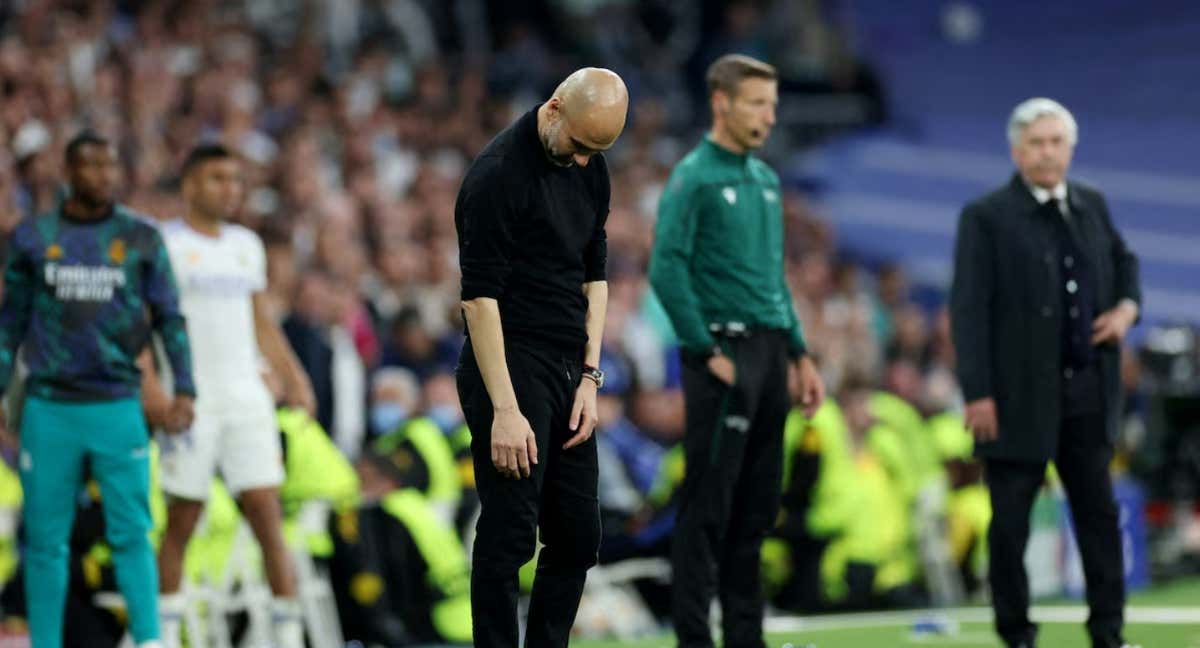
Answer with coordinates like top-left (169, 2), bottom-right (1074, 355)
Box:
top-left (371, 403), bottom-right (408, 435)
top-left (427, 404), bottom-right (461, 434)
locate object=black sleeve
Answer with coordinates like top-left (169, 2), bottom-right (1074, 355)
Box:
top-left (583, 155), bottom-right (610, 283)
top-left (456, 155), bottom-right (515, 301)
top-left (1097, 192), bottom-right (1142, 317)
top-left (141, 225), bottom-right (195, 396)
top-left (949, 201), bottom-right (995, 402)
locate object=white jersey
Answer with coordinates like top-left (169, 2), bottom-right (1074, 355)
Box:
top-left (161, 219), bottom-right (266, 403)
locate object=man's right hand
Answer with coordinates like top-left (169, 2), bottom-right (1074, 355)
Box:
top-left (142, 383), bottom-right (173, 430)
top-left (166, 395), bottom-right (195, 434)
top-left (0, 408), bottom-right (14, 452)
top-left (492, 406), bottom-right (538, 479)
top-left (965, 397), bottom-right (998, 442)
top-left (707, 353), bottom-right (736, 386)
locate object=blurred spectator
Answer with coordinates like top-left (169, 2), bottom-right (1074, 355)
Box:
top-left (284, 270), bottom-right (366, 456)
top-left (328, 276), bottom-right (370, 454)
top-left (630, 388), bottom-right (686, 444)
top-left (262, 226), bottom-right (299, 322)
top-left (883, 359), bottom-right (925, 411)
top-left (330, 448), bottom-right (472, 647)
top-left (699, 2), bottom-right (772, 76)
top-left (422, 370), bottom-right (465, 435)
top-left (795, 254), bottom-right (879, 391)
top-left (369, 367), bottom-right (422, 440)
top-left (930, 412), bottom-right (990, 596)
top-left (380, 306), bottom-right (460, 380)
top-left (371, 367), bottom-right (462, 525)
top-left (829, 375), bottom-right (918, 609)
top-left (596, 351), bottom-right (663, 496)
top-left (873, 263), bottom-right (908, 342)
top-left (284, 270), bottom-right (337, 429)
top-left (923, 306), bottom-right (964, 414)
top-left (603, 257), bottom-right (667, 390)
top-left (886, 303), bottom-right (931, 367)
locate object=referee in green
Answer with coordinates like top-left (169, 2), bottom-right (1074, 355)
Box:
top-left (650, 54), bottom-right (825, 648)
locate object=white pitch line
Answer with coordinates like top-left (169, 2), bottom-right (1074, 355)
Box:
top-left (764, 605), bottom-right (1200, 633)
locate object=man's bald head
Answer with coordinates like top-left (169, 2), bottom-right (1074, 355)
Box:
top-left (538, 68), bottom-right (629, 167)
top-left (553, 68), bottom-right (628, 147)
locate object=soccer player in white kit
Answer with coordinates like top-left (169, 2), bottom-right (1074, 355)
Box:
top-left (147, 144), bottom-right (316, 648)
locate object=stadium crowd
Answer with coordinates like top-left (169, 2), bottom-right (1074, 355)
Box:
top-left (0, 1), bottom-right (1167, 646)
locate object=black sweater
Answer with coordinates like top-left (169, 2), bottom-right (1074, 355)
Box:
top-left (455, 105), bottom-right (609, 356)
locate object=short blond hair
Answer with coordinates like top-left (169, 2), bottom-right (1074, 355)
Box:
top-left (706, 54), bottom-right (777, 99)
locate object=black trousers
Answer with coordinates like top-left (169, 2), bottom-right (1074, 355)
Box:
top-left (985, 371), bottom-right (1125, 648)
top-left (456, 340), bottom-right (601, 648)
top-left (671, 330), bottom-right (790, 648)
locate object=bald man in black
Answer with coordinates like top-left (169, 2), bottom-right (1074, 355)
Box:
top-left (455, 68), bottom-right (628, 648)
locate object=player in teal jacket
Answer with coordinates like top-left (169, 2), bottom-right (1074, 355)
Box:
top-left (0, 133), bottom-right (195, 648)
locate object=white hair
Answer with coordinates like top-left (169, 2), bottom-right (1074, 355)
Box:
top-left (371, 367), bottom-right (420, 406)
top-left (1007, 97), bottom-right (1078, 147)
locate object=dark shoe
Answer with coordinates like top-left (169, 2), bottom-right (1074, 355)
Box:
top-left (1090, 633), bottom-right (1140, 648)
top-left (1004, 629), bottom-right (1037, 648)
top-left (1006, 635), bottom-right (1037, 648)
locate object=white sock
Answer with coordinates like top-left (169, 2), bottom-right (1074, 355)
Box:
top-left (158, 592), bottom-right (186, 648)
top-left (271, 597), bottom-right (304, 648)
top-left (137, 641), bottom-right (165, 648)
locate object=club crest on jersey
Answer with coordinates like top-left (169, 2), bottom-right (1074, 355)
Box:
top-left (722, 187), bottom-right (737, 205)
top-left (108, 239), bottom-right (126, 264)
top-left (763, 189), bottom-right (778, 202)
top-left (45, 244), bottom-right (63, 260)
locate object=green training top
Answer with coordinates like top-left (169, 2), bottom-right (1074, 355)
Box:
top-left (649, 136), bottom-right (806, 356)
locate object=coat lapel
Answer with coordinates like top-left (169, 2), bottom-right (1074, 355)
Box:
top-left (1064, 181), bottom-right (1104, 291)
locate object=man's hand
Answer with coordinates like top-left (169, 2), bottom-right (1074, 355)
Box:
top-left (707, 353), bottom-right (736, 386)
top-left (965, 397), bottom-right (998, 442)
top-left (1092, 301), bottom-right (1137, 346)
top-left (166, 396), bottom-right (195, 434)
top-left (137, 348), bottom-right (172, 429)
top-left (0, 408), bottom-right (14, 452)
top-left (492, 405), bottom-right (538, 478)
top-left (795, 355), bottom-right (825, 418)
top-left (142, 382), bottom-right (173, 430)
top-left (564, 379), bottom-right (599, 449)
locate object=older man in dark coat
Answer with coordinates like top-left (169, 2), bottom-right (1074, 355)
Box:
top-left (950, 98), bottom-right (1141, 648)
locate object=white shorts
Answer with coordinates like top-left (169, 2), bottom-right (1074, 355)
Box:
top-left (157, 388), bottom-right (284, 500)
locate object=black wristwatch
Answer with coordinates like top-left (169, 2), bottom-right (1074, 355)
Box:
top-left (581, 364), bottom-right (605, 389)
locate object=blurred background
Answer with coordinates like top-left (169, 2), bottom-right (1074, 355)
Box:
top-left (0, 0), bottom-right (1197, 646)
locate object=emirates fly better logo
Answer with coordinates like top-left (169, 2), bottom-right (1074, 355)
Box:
top-left (44, 264), bottom-right (126, 301)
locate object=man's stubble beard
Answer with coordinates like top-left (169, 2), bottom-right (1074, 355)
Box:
top-left (541, 119), bottom-right (574, 167)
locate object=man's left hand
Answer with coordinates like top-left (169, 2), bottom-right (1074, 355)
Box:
top-left (1091, 301), bottom-right (1137, 346)
top-left (564, 379), bottom-right (599, 449)
top-left (795, 355), bottom-right (825, 418)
